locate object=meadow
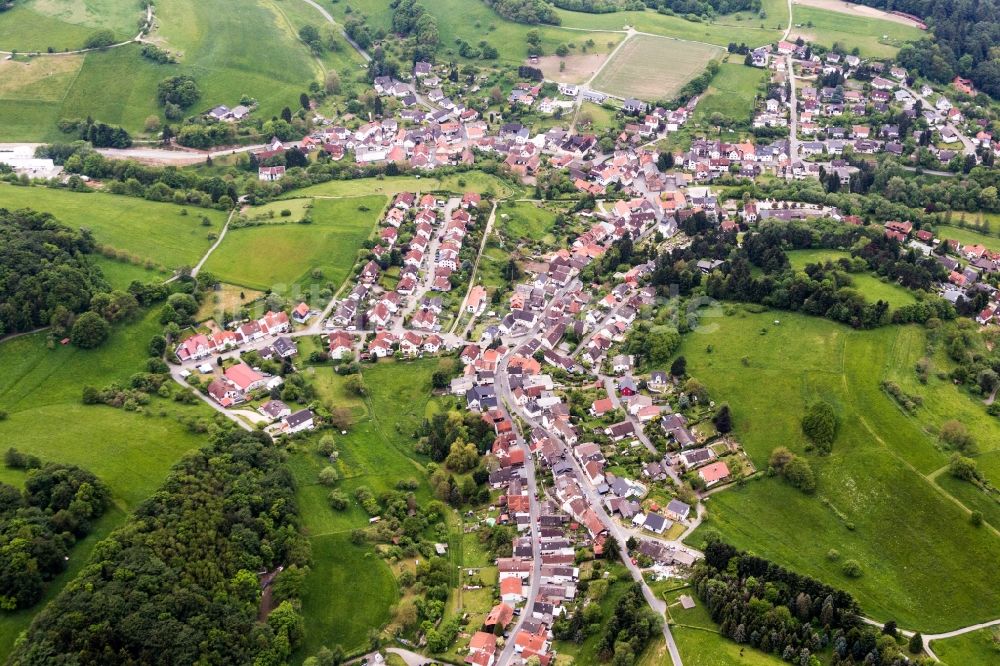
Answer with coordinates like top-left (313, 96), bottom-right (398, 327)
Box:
top-left (577, 101), bottom-right (620, 132)
top-left (590, 35), bottom-right (723, 102)
top-left (287, 171), bottom-right (521, 199)
top-left (497, 200), bottom-right (558, 243)
top-left (0, 0), bottom-right (323, 140)
top-left (785, 249), bottom-right (918, 309)
top-left (0, 0), bottom-right (139, 51)
top-left (291, 359), bottom-right (446, 659)
top-left (692, 61), bottom-right (768, 127)
top-left (204, 195), bottom-right (384, 298)
top-left (789, 5), bottom-right (925, 58)
top-left (0, 183), bottom-right (222, 269)
top-left (682, 308), bottom-right (1000, 631)
top-left (0, 309), bottom-right (214, 658)
top-left (934, 222), bottom-right (1000, 253)
top-left (930, 626), bottom-right (1000, 665)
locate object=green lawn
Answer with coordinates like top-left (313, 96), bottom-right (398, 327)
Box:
top-left (205, 195), bottom-right (384, 298)
top-left (288, 171), bottom-right (521, 200)
top-left (92, 256), bottom-right (170, 289)
top-left (497, 201), bottom-right (558, 243)
top-left (790, 6), bottom-right (925, 58)
top-left (0, 309), bottom-right (212, 659)
top-left (577, 101), bottom-right (619, 132)
top-left (0, 183), bottom-right (222, 269)
top-left (673, 626), bottom-right (788, 666)
top-left (0, 0), bottom-right (139, 51)
top-left (934, 223), bottom-right (1000, 253)
top-left (682, 309), bottom-right (1000, 632)
top-left (693, 61), bottom-right (768, 126)
top-left (931, 626), bottom-right (1000, 666)
top-left (0, 0), bottom-right (322, 140)
top-left (292, 359), bottom-right (447, 659)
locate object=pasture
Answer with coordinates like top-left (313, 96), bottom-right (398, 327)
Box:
top-left (0, 183), bottom-right (222, 269)
top-left (693, 61), bottom-right (768, 126)
top-left (0, 0), bottom-right (139, 51)
top-left (789, 5), bottom-right (925, 58)
top-left (288, 171), bottom-right (521, 199)
top-left (590, 35), bottom-right (722, 102)
top-left (203, 194), bottom-right (383, 298)
top-left (292, 359), bottom-right (443, 657)
top-left (786, 249), bottom-right (918, 309)
top-left (934, 222), bottom-right (1000, 253)
top-left (498, 201), bottom-right (558, 243)
top-left (0, 55), bottom-right (84, 102)
top-left (682, 309), bottom-right (1000, 631)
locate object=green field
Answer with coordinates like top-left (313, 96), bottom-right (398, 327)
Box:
top-left (498, 201), bottom-right (558, 243)
top-left (0, 0), bottom-right (323, 140)
top-left (92, 255), bottom-right (170, 289)
top-left (204, 194), bottom-right (383, 297)
top-left (789, 6), bottom-right (925, 58)
top-left (931, 626), bottom-right (1000, 666)
top-left (292, 359), bottom-right (444, 658)
top-left (786, 249), bottom-right (918, 309)
top-left (0, 0), bottom-right (139, 51)
top-left (934, 222), bottom-right (1000, 253)
top-left (0, 309), bottom-right (213, 658)
top-left (287, 171), bottom-right (521, 200)
top-left (683, 309), bottom-right (1000, 632)
top-left (0, 183), bottom-right (222, 269)
top-left (577, 101), bottom-right (619, 132)
top-left (693, 61), bottom-right (768, 126)
top-left (591, 34), bottom-right (723, 102)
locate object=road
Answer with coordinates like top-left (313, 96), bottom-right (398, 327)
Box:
top-left (193, 208), bottom-right (236, 276)
top-left (786, 53), bottom-right (800, 164)
top-left (296, 0), bottom-right (371, 63)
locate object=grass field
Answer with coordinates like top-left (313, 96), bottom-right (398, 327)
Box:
top-left (0, 56), bottom-right (85, 102)
top-left (0, 0), bottom-right (139, 51)
top-left (693, 61), bottom-right (768, 126)
top-left (92, 255), bottom-right (169, 289)
top-left (288, 171), bottom-right (521, 200)
top-left (934, 222), bottom-right (1000, 253)
top-left (204, 195), bottom-right (383, 298)
top-left (292, 359), bottom-right (445, 659)
top-left (0, 183), bottom-right (222, 269)
top-left (786, 249), bottom-right (918, 309)
top-left (682, 308), bottom-right (1000, 631)
top-left (498, 201), bottom-right (558, 243)
top-left (0, 309), bottom-right (213, 658)
top-left (590, 35), bottom-right (723, 102)
top-left (931, 626), bottom-right (1000, 665)
top-left (577, 101), bottom-right (619, 132)
top-left (0, 0), bottom-right (322, 140)
top-left (789, 5), bottom-right (925, 58)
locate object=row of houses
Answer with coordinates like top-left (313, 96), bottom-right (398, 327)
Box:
top-left (175, 310), bottom-right (291, 362)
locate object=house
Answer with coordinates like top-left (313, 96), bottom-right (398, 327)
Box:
top-left (642, 512), bottom-right (668, 534)
top-left (484, 602), bottom-right (515, 630)
top-left (258, 166), bottom-right (285, 181)
top-left (328, 332), bottom-right (354, 360)
top-left (292, 302), bottom-right (311, 323)
top-left (224, 363), bottom-right (266, 393)
top-left (623, 98), bottom-right (647, 114)
top-left (259, 400), bottom-right (291, 421)
top-left (282, 409), bottom-right (315, 434)
top-left (611, 355), bottom-right (631, 374)
top-left (590, 397), bottom-right (614, 417)
top-left (207, 378), bottom-right (241, 407)
top-left (699, 461), bottom-right (731, 487)
top-left (665, 499), bottom-right (691, 521)
top-left (648, 370), bottom-right (668, 392)
top-left (466, 285), bottom-right (488, 315)
top-left (176, 334), bottom-right (212, 362)
top-left (272, 337), bottom-right (297, 358)
top-left (500, 577), bottom-right (525, 603)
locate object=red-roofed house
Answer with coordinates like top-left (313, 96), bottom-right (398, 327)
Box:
top-left (699, 461), bottom-right (731, 487)
top-left (484, 602), bottom-right (514, 630)
top-left (224, 362), bottom-right (266, 393)
top-left (500, 577), bottom-right (524, 603)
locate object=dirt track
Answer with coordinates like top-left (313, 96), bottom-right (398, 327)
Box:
top-left (793, 0), bottom-right (925, 28)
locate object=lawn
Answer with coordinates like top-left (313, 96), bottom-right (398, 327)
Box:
top-left (681, 308), bottom-right (1000, 632)
top-left (92, 256), bottom-right (169, 289)
top-left (693, 61), bottom-right (768, 126)
top-left (577, 101), bottom-right (620, 132)
top-left (0, 0), bottom-right (139, 51)
top-left (789, 5), bottom-right (925, 58)
top-left (497, 201), bottom-right (559, 243)
top-left (204, 195), bottom-right (384, 299)
top-left (930, 626), bottom-right (1000, 666)
top-left (0, 183), bottom-right (222, 269)
top-left (0, 0), bottom-right (322, 140)
top-left (288, 171), bottom-right (521, 200)
top-left (590, 34), bottom-right (723, 102)
top-left (672, 626), bottom-right (788, 666)
top-left (292, 359), bottom-right (448, 659)
top-left (0, 309), bottom-right (213, 659)
top-left (934, 222), bottom-right (1000, 253)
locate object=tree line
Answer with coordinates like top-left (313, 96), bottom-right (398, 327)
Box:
top-left (10, 429), bottom-right (309, 665)
top-left (482, 0), bottom-right (561, 25)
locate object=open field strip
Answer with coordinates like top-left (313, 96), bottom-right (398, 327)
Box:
top-left (590, 34), bottom-right (723, 101)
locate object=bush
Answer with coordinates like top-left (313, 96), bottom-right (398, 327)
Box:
top-left (801, 400), bottom-right (838, 454)
top-left (83, 30), bottom-right (116, 49)
top-left (970, 511), bottom-right (983, 527)
top-left (842, 559), bottom-right (863, 578)
top-left (328, 490), bottom-right (348, 511)
top-left (317, 466), bottom-right (339, 486)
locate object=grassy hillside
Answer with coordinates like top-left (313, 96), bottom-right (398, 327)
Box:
top-left (789, 6), bottom-right (924, 58)
top-left (0, 0), bottom-right (140, 51)
top-left (683, 309), bottom-right (1000, 632)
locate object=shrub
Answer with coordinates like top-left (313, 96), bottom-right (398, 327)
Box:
top-left (842, 559), bottom-right (863, 578)
top-left (801, 400), bottom-right (838, 454)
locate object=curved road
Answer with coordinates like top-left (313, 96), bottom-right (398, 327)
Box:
top-left (296, 0), bottom-right (371, 62)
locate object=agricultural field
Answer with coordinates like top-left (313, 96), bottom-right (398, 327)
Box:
top-left (590, 35), bottom-right (723, 102)
top-left (0, 183), bottom-right (223, 269)
top-left (692, 61), bottom-right (768, 127)
top-left (0, 309), bottom-right (214, 659)
top-left (789, 5), bottom-right (925, 58)
top-left (0, 0), bottom-right (140, 51)
top-left (930, 626), bottom-right (1000, 665)
top-left (203, 195), bottom-right (384, 298)
top-left (291, 359), bottom-right (445, 658)
top-left (0, 0), bottom-right (323, 140)
top-left (682, 308), bottom-right (1000, 631)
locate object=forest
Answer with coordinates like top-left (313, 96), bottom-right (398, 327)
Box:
top-left (857, 0), bottom-right (1000, 98)
top-left (0, 208), bottom-right (108, 337)
top-left (482, 0), bottom-right (561, 24)
top-left (9, 430), bottom-right (309, 666)
top-left (0, 453), bottom-right (111, 610)
top-left (694, 541), bottom-right (934, 665)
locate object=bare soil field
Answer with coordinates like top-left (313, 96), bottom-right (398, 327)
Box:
top-left (532, 52), bottom-right (610, 85)
top-left (793, 0), bottom-right (926, 28)
top-left (590, 34), bottom-right (722, 101)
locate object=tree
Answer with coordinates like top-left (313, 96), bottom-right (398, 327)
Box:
top-left (324, 71), bottom-right (341, 95)
top-left (70, 312), bottom-right (110, 349)
top-left (329, 406), bottom-right (353, 431)
top-left (328, 490), bottom-right (348, 510)
top-left (908, 632), bottom-right (923, 655)
top-left (948, 453), bottom-right (980, 482)
top-left (318, 466), bottom-right (339, 486)
top-left (670, 355), bottom-right (687, 377)
top-left (841, 559), bottom-right (863, 578)
top-left (156, 75), bottom-right (201, 108)
top-left (445, 440), bottom-right (478, 473)
top-left (300, 92), bottom-right (311, 110)
top-left (713, 404), bottom-right (732, 434)
top-left (801, 400), bottom-right (838, 454)
top-left (345, 374), bottom-right (367, 396)
top-left (940, 420), bottom-right (976, 454)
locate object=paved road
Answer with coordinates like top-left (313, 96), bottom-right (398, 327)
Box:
top-left (451, 201), bottom-right (498, 337)
top-left (786, 53), bottom-right (800, 164)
